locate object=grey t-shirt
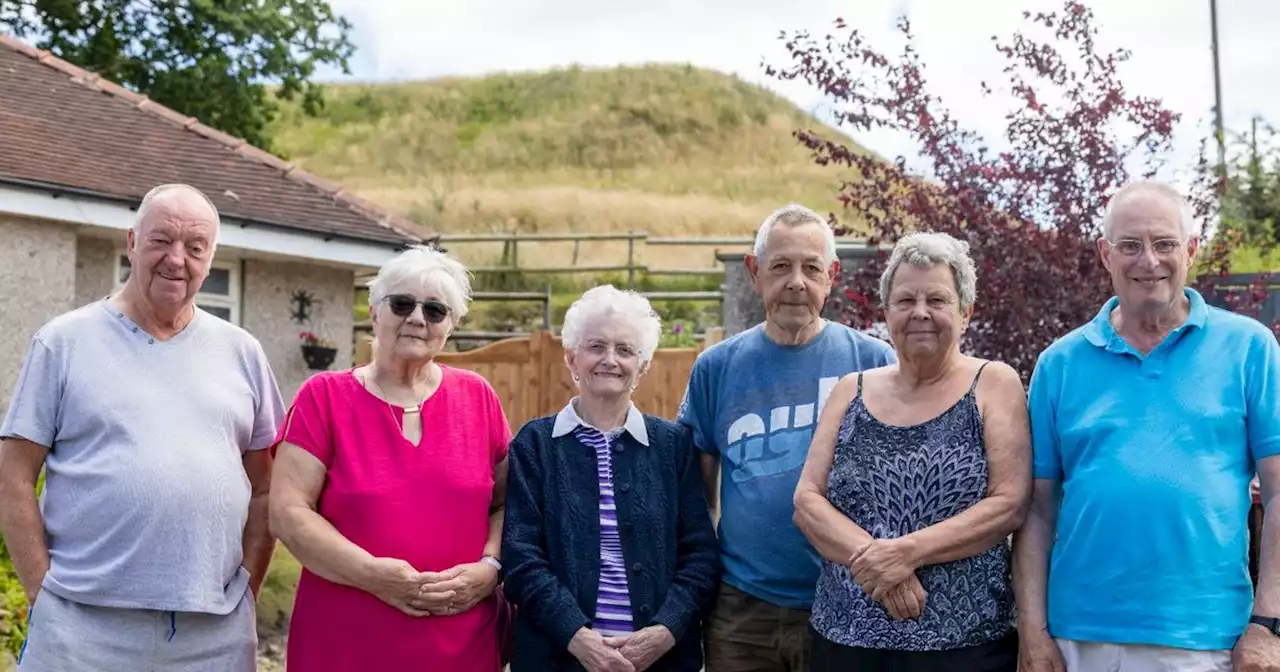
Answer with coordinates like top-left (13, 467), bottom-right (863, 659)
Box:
top-left (0, 300), bottom-right (285, 614)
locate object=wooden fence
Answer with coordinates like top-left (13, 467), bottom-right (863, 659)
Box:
top-left (355, 329), bottom-right (723, 431)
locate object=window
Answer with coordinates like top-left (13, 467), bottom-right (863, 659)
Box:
top-left (114, 253), bottom-right (241, 325)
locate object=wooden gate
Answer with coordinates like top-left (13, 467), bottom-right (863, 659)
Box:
top-left (355, 330), bottom-right (722, 431)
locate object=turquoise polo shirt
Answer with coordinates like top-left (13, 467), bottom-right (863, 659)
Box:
top-left (1028, 287), bottom-right (1280, 651)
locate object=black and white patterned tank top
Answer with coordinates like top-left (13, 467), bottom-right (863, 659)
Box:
top-left (809, 362), bottom-right (1015, 651)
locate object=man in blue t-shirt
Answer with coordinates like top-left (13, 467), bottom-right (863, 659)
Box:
top-left (677, 204), bottom-right (895, 671)
top-left (1017, 180), bottom-right (1280, 671)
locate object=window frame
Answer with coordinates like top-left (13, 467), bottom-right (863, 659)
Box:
top-left (113, 250), bottom-right (241, 325)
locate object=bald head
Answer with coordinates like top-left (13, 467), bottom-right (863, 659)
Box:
top-left (1101, 180), bottom-right (1196, 240)
top-left (133, 184), bottom-right (220, 249)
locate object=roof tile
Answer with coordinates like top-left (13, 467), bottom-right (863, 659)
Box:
top-left (0, 35), bottom-right (425, 247)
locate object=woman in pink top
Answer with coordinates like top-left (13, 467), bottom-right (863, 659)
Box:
top-left (269, 245), bottom-right (512, 671)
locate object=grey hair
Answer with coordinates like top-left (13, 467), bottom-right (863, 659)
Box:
top-left (753, 203), bottom-right (837, 265)
top-left (561, 285), bottom-right (662, 368)
top-left (367, 245), bottom-right (473, 321)
top-left (1101, 180), bottom-right (1197, 239)
top-left (879, 231), bottom-right (978, 311)
top-left (133, 183), bottom-right (220, 248)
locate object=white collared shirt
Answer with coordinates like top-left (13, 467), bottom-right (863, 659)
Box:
top-left (551, 398), bottom-right (649, 446)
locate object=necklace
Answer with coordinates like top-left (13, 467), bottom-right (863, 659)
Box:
top-left (360, 365), bottom-right (437, 423)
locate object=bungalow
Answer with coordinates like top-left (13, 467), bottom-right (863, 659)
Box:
top-left (0, 35), bottom-right (426, 409)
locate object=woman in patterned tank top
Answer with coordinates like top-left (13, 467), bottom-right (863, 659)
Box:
top-left (794, 232), bottom-right (1032, 671)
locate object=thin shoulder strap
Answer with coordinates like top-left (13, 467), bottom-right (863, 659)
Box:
top-left (856, 372), bottom-right (864, 398)
top-left (968, 361), bottom-right (992, 394)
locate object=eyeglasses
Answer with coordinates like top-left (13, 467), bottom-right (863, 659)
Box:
top-left (1105, 238), bottom-right (1185, 257)
top-left (581, 340), bottom-right (639, 360)
top-left (384, 294), bottom-right (451, 323)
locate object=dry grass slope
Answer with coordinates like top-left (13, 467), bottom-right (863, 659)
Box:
top-left (269, 63), bottom-right (872, 270)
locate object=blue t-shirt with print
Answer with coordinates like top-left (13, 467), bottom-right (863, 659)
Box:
top-left (1029, 288), bottom-right (1280, 651)
top-left (677, 321), bottom-right (895, 608)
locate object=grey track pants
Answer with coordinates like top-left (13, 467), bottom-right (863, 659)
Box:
top-left (18, 589), bottom-right (256, 672)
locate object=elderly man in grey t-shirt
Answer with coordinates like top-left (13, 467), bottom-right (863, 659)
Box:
top-left (0, 183), bottom-right (285, 671)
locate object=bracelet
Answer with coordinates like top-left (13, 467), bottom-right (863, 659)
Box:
top-left (480, 555), bottom-right (502, 572)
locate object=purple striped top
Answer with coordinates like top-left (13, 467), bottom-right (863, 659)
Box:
top-left (551, 399), bottom-right (649, 638)
top-left (573, 424), bottom-right (634, 637)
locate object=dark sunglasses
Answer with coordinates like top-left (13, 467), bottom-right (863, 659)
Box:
top-left (384, 294), bottom-right (451, 323)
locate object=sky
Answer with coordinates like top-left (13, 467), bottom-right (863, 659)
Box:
top-left (320, 0), bottom-right (1279, 186)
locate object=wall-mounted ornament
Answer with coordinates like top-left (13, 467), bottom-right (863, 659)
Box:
top-left (290, 290), bottom-right (315, 324)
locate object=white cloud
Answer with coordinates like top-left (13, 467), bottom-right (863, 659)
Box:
top-left (321, 0), bottom-right (1280, 185)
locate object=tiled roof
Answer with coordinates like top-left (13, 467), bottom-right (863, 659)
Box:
top-left (0, 35), bottom-right (425, 247)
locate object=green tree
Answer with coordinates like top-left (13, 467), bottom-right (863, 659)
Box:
top-left (0, 0), bottom-right (355, 150)
top-left (1220, 116), bottom-right (1280, 247)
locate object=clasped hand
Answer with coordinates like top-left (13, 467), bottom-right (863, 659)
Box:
top-left (366, 557), bottom-right (499, 618)
top-left (570, 625), bottom-right (675, 672)
top-left (849, 538), bottom-right (927, 621)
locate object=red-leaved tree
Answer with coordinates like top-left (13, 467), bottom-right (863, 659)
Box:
top-left (766, 1), bottom-right (1227, 380)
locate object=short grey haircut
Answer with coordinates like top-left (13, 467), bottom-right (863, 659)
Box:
top-left (132, 183), bottom-right (221, 249)
top-left (753, 204), bottom-right (837, 265)
top-left (879, 231), bottom-right (978, 312)
top-left (1101, 180), bottom-right (1197, 240)
top-left (367, 245), bottom-right (473, 321)
top-left (561, 285), bottom-right (662, 368)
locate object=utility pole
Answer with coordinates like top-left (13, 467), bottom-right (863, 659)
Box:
top-left (1210, 0), bottom-right (1226, 177)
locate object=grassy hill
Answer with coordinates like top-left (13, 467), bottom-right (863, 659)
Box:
top-left (269, 63), bottom-right (872, 271)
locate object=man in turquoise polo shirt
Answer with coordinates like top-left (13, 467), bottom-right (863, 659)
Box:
top-left (1014, 180), bottom-right (1280, 671)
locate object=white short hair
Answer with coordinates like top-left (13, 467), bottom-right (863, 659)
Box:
top-left (879, 231), bottom-right (978, 312)
top-left (561, 285), bottom-right (662, 367)
top-left (1101, 180), bottom-right (1197, 239)
top-left (133, 184), bottom-right (220, 247)
top-left (753, 204), bottom-right (837, 265)
top-left (367, 245), bottom-right (473, 320)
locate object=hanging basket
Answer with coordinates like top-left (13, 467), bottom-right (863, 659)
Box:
top-left (301, 344), bottom-right (337, 371)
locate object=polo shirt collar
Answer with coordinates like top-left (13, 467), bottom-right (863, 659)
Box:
top-left (551, 397), bottom-right (649, 446)
top-left (1083, 287), bottom-right (1208, 349)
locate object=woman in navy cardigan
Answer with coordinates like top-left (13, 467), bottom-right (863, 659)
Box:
top-left (501, 285), bottom-right (721, 671)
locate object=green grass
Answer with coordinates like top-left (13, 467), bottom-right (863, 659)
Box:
top-left (257, 546), bottom-right (303, 636)
top-left (269, 63), bottom-right (872, 271)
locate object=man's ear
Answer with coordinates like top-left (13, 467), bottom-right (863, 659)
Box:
top-left (745, 254), bottom-right (760, 283)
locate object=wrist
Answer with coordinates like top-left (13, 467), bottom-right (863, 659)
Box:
top-left (478, 555), bottom-right (502, 586)
top-left (568, 627), bottom-right (596, 653)
top-left (1017, 617), bottom-right (1050, 634)
top-left (353, 554), bottom-right (382, 593)
top-left (894, 535), bottom-right (923, 569)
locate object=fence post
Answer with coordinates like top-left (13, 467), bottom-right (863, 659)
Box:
top-left (355, 333), bottom-right (375, 365)
top-left (531, 330), bottom-right (558, 418)
top-left (542, 284), bottom-right (553, 331)
top-left (701, 327), bottom-right (725, 351)
top-left (627, 231), bottom-right (636, 289)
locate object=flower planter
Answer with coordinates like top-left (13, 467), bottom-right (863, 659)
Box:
top-left (301, 345), bottom-right (337, 371)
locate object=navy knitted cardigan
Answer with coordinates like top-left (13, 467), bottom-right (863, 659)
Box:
top-left (501, 412), bottom-right (721, 672)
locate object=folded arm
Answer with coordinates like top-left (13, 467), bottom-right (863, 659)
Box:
top-left (897, 362), bottom-right (1032, 567)
top-left (268, 442), bottom-right (380, 588)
